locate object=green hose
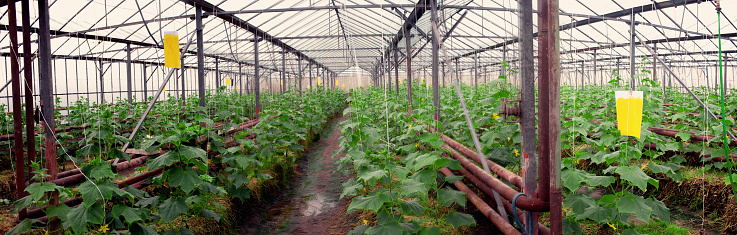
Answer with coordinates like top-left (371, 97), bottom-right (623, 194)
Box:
top-left (717, 4), bottom-right (737, 200)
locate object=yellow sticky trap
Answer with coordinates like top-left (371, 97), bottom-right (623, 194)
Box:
top-left (318, 78), bottom-right (322, 85)
top-left (226, 78), bottom-right (231, 85)
top-left (280, 81), bottom-right (283, 85)
top-left (342, 84), bottom-right (345, 88)
top-left (615, 91), bottom-right (644, 138)
top-left (164, 31), bottom-right (181, 68)
top-left (336, 80), bottom-right (339, 85)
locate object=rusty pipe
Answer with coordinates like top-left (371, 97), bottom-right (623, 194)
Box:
top-left (441, 144), bottom-right (523, 189)
top-left (444, 149), bottom-right (549, 211)
top-left (455, 167), bottom-right (550, 235)
top-left (439, 168), bottom-right (522, 235)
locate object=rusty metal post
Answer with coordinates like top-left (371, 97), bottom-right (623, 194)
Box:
top-left (8, 0), bottom-right (25, 218)
top-left (519, 0), bottom-right (538, 233)
top-left (394, 47), bottom-right (399, 94)
top-left (405, 26), bottom-right (413, 112)
top-left (37, 0), bottom-right (61, 232)
top-left (541, 0), bottom-right (562, 232)
top-left (431, 0), bottom-right (439, 121)
top-left (21, 0), bottom-right (36, 199)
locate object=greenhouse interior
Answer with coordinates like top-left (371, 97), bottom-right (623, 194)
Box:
top-left (0, 0), bottom-right (736, 234)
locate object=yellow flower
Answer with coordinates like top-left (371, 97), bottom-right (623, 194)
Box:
top-left (415, 143), bottom-right (419, 148)
top-left (514, 149), bottom-right (520, 156)
top-left (607, 223), bottom-right (617, 231)
top-left (98, 224), bottom-right (110, 233)
top-left (363, 219), bottom-right (369, 225)
top-left (42, 229), bottom-right (48, 235)
top-left (492, 113), bottom-right (500, 121)
top-left (409, 124), bottom-right (412, 129)
top-left (422, 98), bottom-right (424, 102)
top-left (641, 164), bottom-right (647, 170)
top-left (507, 137), bottom-right (511, 141)
top-left (576, 159), bottom-right (581, 164)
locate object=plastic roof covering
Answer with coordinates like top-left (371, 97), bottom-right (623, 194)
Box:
top-left (0, 0), bottom-right (735, 78)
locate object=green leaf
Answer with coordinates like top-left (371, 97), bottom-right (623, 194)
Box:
top-left (46, 204), bottom-right (71, 220)
top-left (4, 219), bottom-right (32, 235)
top-left (90, 163), bottom-right (115, 180)
top-left (675, 131), bottom-right (691, 142)
top-left (341, 180), bottom-right (362, 199)
top-left (135, 196), bottom-right (160, 208)
top-left (159, 198), bottom-right (188, 222)
top-left (148, 151), bottom-right (178, 170)
top-left (622, 229), bottom-right (647, 235)
top-left (77, 143), bottom-right (101, 157)
top-left (564, 193), bottom-right (596, 215)
top-left (586, 175), bottom-right (616, 188)
top-left (562, 168), bottom-right (586, 190)
top-left (179, 145), bottom-right (207, 163)
top-left (68, 202), bottom-right (105, 234)
top-left (348, 225), bottom-right (369, 235)
top-left (109, 148), bottom-right (131, 161)
top-left (227, 185), bottom-right (250, 202)
top-left (130, 223), bottom-right (160, 235)
top-left (201, 208), bottom-right (222, 222)
top-left (112, 205), bottom-right (143, 224)
top-left (365, 221), bottom-right (404, 235)
top-left (167, 167), bottom-right (203, 194)
top-left (562, 217), bottom-right (583, 235)
top-left (576, 206), bottom-right (613, 223)
top-left (347, 193), bottom-right (390, 213)
top-left (25, 182), bottom-right (62, 201)
top-left (616, 193), bottom-right (652, 222)
top-left (358, 169), bottom-right (387, 185)
top-left (438, 187), bottom-right (466, 207)
top-left (399, 179), bottom-right (427, 197)
top-left (446, 211), bottom-right (476, 228)
top-left (78, 180), bottom-right (116, 208)
top-left (648, 162), bottom-right (683, 182)
top-left (444, 175), bottom-right (464, 183)
top-left (615, 165), bottom-right (654, 192)
top-left (645, 197), bottom-right (670, 222)
top-left (400, 199), bottom-right (426, 216)
top-left (725, 173), bottom-right (737, 185)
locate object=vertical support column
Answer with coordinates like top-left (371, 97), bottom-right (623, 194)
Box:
top-left (474, 55), bottom-right (478, 93)
top-left (254, 35), bottom-right (260, 115)
top-left (196, 5), bottom-right (206, 107)
top-left (580, 61), bottom-right (584, 86)
top-left (538, 0), bottom-right (562, 232)
top-left (442, 62), bottom-right (446, 88)
top-left (630, 11), bottom-right (636, 91)
top-left (309, 63), bottom-right (313, 90)
top-left (126, 43), bottom-right (132, 104)
top-left (181, 56), bottom-right (186, 103)
top-left (616, 59), bottom-right (620, 87)
top-left (99, 60), bottom-right (104, 104)
top-left (405, 26), bottom-right (413, 112)
top-left (8, 0), bottom-right (25, 218)
top-left (282, 49), bottom-right (286, 94)
top-left (503, 44), bottom-right (507, 84)
top-left (38, 0), bottom-right (61, 232)
top-left (431, 0), bottom-right (440, 121)
top-left (593, 50), bottom-right (598, 85)
top-left (239, 63), bottom-right (243, 95)
top-left (20, 0), bottom-right (36, 207)
top-left (519, 0), bottom-right (538, 232)
top-left (394, 47), bottom-right (399, 94)
top-left (215, 58), bottom-right (220, 88)
top-left (143, 64), bottom-right (148, 101)
top-left (298, 57), bottom-right (303, 97)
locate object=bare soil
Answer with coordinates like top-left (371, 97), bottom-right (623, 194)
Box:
top-left (239, 114), bottom-right (360, 235)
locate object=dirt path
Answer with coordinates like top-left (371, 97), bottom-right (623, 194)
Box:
top-left (240, 114), bottom-right (358, 235)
